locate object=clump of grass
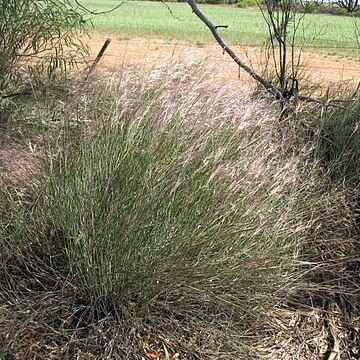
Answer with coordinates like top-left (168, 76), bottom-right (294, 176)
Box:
top-left (0, 63), bottom-right (308, 357)
top-left (4, 62), bottom-right (360, 358)
top-left (40, 65), bottom-right (305, 316)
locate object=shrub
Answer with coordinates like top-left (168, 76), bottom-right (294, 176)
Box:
top-left (314, 100), bottom-right (360, 183)
top-left (1, 63), bottom-right (360, 357)
top-left (303, 2), bottom-right (317, 13)
top-left (237, 1), bottom-right (247, 7)
top-left (237, 0), bottom-right (257, 7)
top-left (292, 99), bottom-right (360, 298)
top-left (0, 0), bottom-right (88, 99)
top-left (337, 6), bottom-right (348, 15)
top-left (0, 64), bottom-right (294, 356)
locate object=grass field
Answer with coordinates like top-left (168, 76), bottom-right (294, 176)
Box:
top-left (81, 0), bottom-right (359, 51)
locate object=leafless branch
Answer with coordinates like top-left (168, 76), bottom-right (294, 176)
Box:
top-left (160, 1), bottom-right (183, 22)
top-left (298, 95), bottom-right (357, 110)
top-left (186, 0), bottom-right (290, 107)
top-left (74, 0), bottom-right (125, 15)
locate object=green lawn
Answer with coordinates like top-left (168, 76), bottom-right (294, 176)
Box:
top-left (81, 0), bottom-right (359, 51)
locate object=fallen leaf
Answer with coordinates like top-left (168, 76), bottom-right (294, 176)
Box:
top-left (144, 352), bottom-right (159, 359)
top-left (19, 309), bottom-right (32, 315)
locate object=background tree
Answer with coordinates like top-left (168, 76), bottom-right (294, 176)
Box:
top-left (336, 0), bottom-right (359, 13)
top-left (259, 0), bottom-right (305, 101)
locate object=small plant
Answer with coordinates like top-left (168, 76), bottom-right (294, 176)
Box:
top-left (337, 6), bottom-right (349, 14)
top-left (303, 2), bottom-right (317, 13)
top-left (237, 0), bottom-right (257, 8)
top-left (314, 100), bottom-right (360, 182)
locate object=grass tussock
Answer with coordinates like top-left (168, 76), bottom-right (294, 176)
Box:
top-left (0, 63), bottom-right (359, 358)
top-left (42, 66), bottom-right (307, 311)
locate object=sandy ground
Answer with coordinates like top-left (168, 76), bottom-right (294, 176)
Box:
top-left (86, 35), bottom-right (360, 94)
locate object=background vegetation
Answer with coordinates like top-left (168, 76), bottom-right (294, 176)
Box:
top-left (81, 0), bottom-right (359, 51)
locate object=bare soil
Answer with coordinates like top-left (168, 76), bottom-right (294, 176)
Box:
top-left (86, 35), bottom-right (360, 94)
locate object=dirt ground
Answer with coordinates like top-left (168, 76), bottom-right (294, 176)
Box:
top-left (86, 35), bottom-right (360, 94)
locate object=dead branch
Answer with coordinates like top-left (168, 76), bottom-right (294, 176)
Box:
top-left (186, 0), bottom-right (356, 111)
top-left (298, 95), bottom-right (357, 110)
top-left (1, 90), bottom-right (32, 99)
top-left (186, 0), bottom-right (290, 107)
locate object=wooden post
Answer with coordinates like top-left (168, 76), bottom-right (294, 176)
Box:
top-left (87, 38), bottom-right (111, 77)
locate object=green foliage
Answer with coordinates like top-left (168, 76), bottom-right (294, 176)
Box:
top-left (337, 6), bottom-right (348, 15)
top-left (275, 0), bottom-right (293, 10)
top-left (79, 0), bottom-right (358, 53)
top-left (0, 0), bottom-right (88, 99)
top-left (203, 0), bottom-right (224, 4)
top-left (237, 0), bottom-right (257, 8)
top-left (303, 2), bottom-right (316, 13)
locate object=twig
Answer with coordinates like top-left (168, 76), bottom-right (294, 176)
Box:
top-left (1, 90), bottom-right (32, 99)
top-left (74, 0), bottom-right (124, 15)
top-left (161, 1), bottom-right (183, 21)
top-left (326, 300), bottom-right (341, 360)
top-left (298, 95), bottom-right (357, 110)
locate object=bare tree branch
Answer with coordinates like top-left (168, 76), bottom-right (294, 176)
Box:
top-left (186, 0), bottom-right (290, 107)
top-left (298, 95), bottom-right (356, 109)
top-left (186, 0), bottom-right (356, 111)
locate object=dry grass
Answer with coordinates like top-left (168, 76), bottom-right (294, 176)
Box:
top-left (0, 133), bottom-right (41, 186)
